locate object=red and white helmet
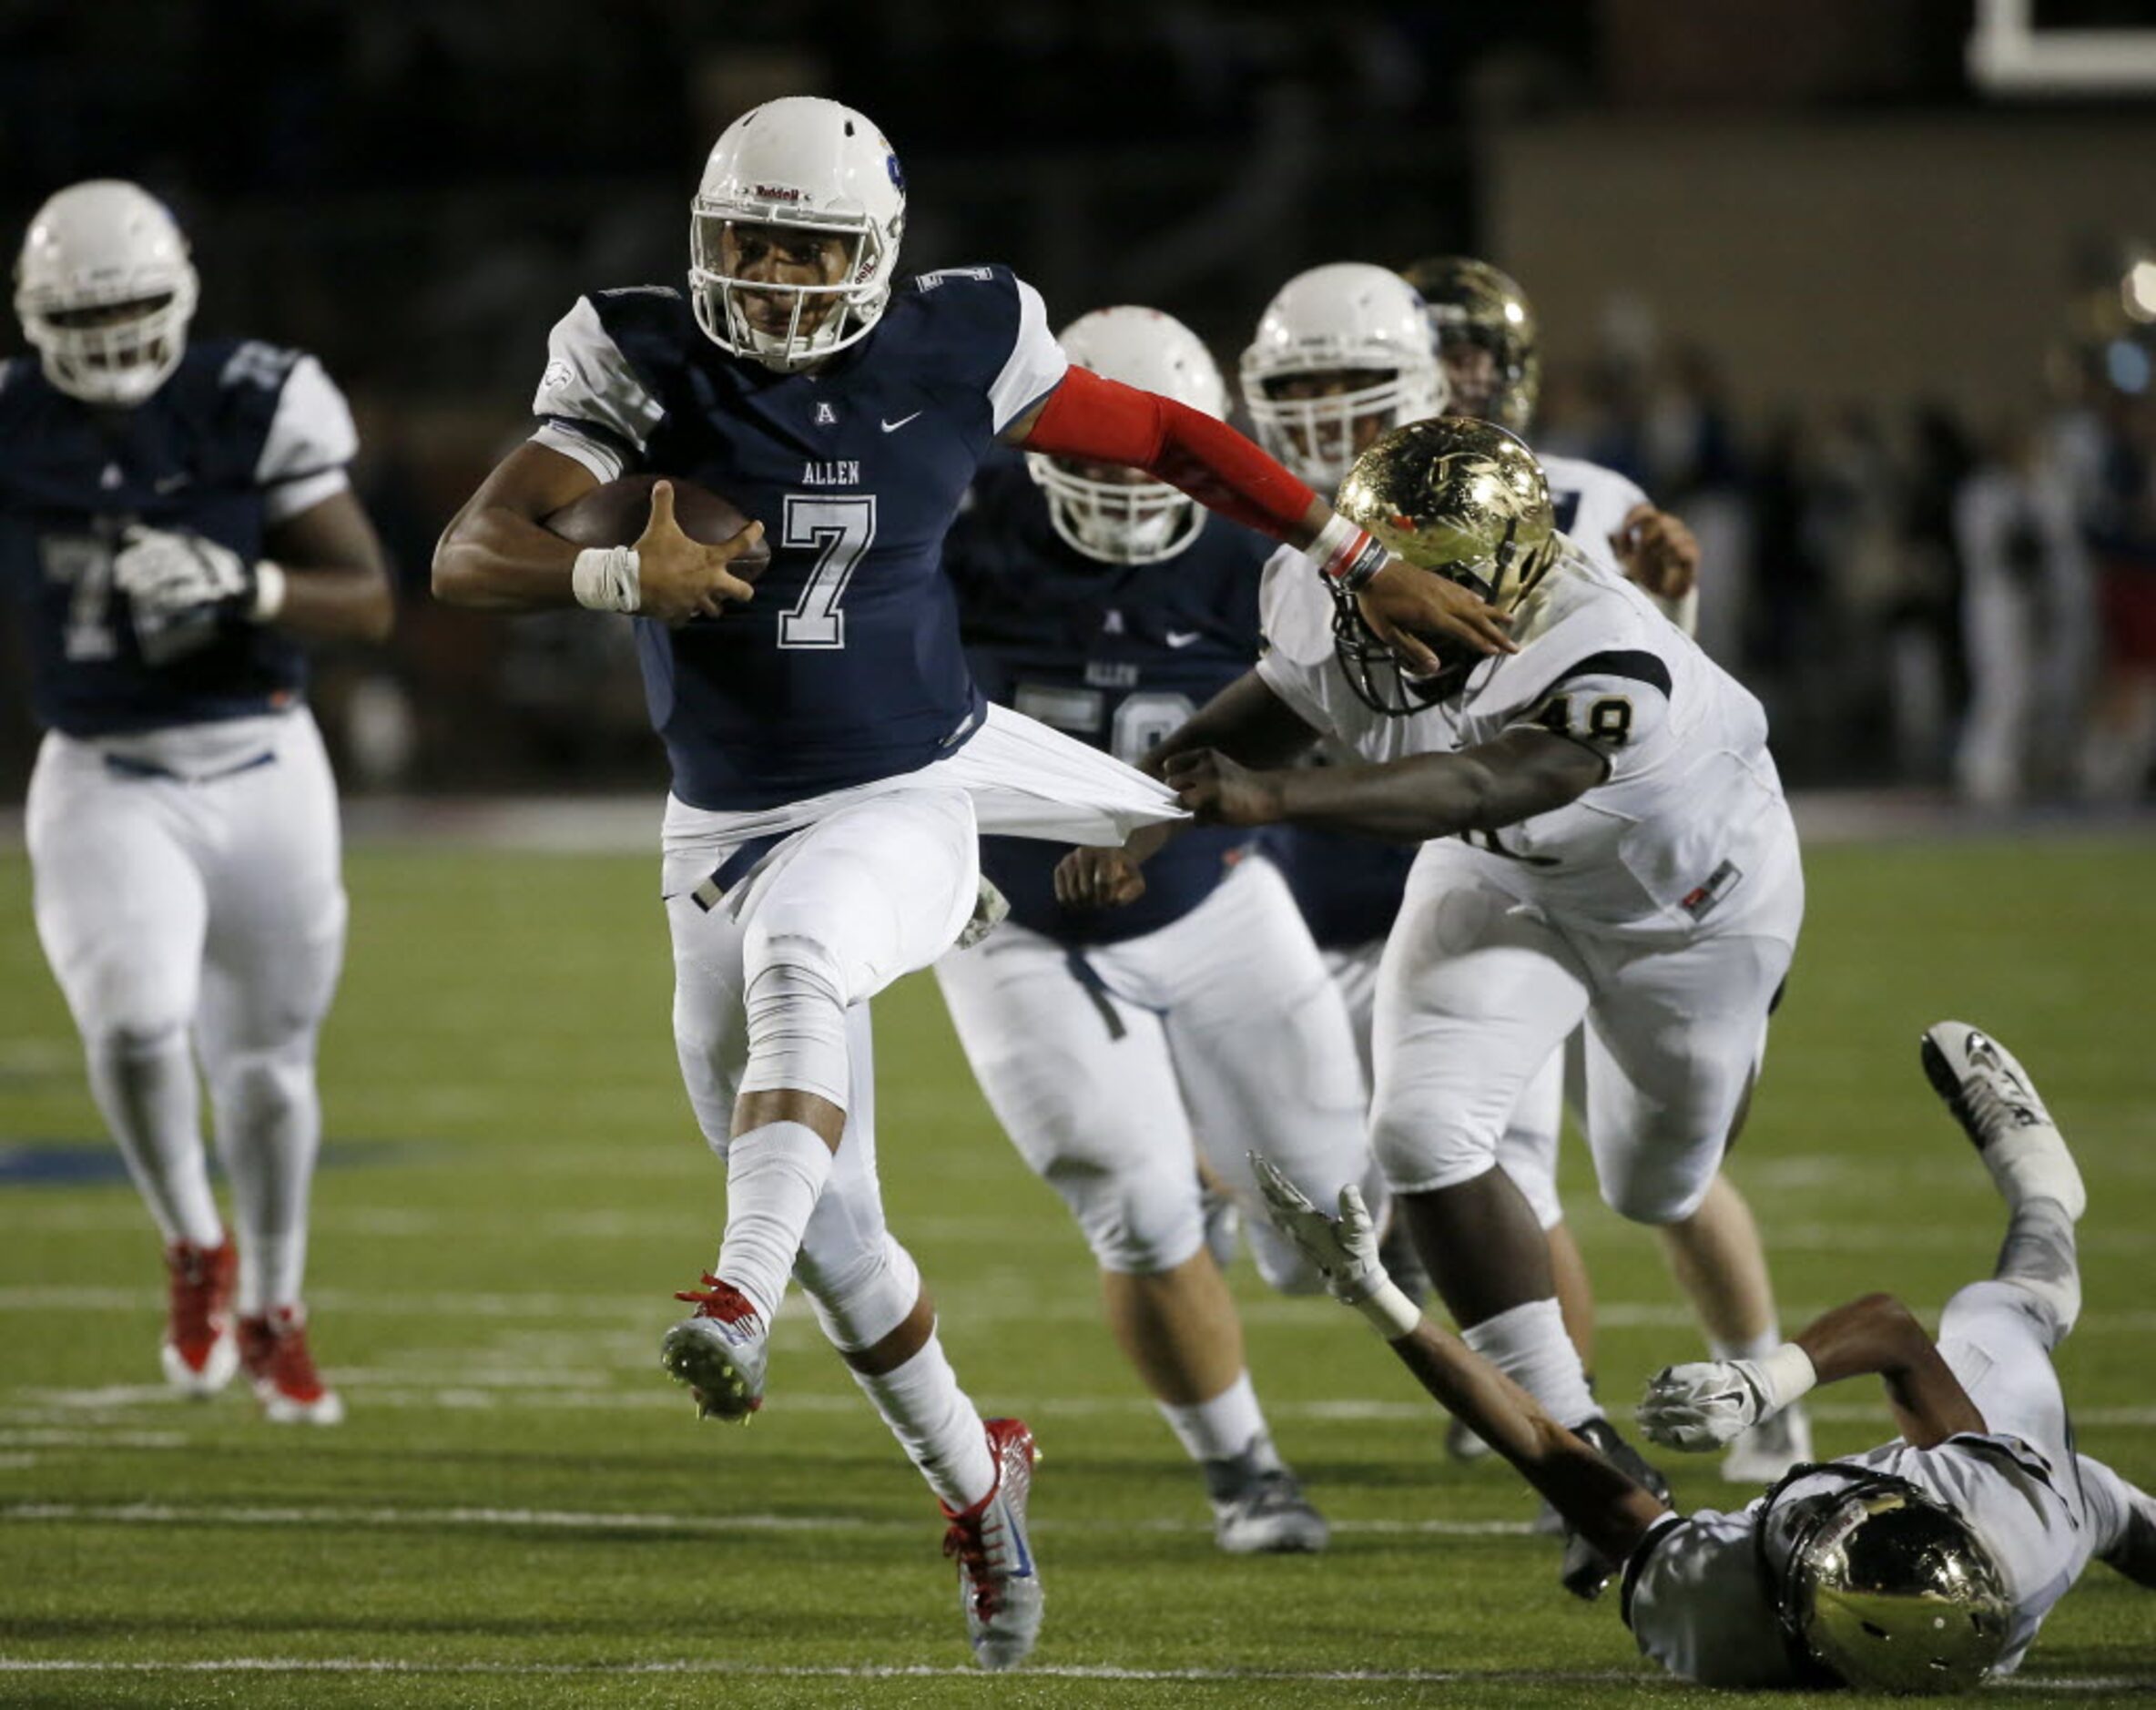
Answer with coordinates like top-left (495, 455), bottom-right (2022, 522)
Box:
top-left (1239, 262), bottom-right (1446, 490)
top-left (689, 97), bottom-right (906, 372)
top-left (1027, 307), bottom-right (1229, 565)
top-left (15, 179), bottom-right (199, 407)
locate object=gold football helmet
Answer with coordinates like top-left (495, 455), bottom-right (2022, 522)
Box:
top-left (1775, 1471), bottom-right (2012, 1695)
top-left (1399, 255), bottom-right (1540, 434)
top-left (1329, 416), bottom-right (1560, 713)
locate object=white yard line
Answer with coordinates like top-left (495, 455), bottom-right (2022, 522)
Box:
top-left (0, 1500), bottom-right (1534, 1540)
top-left (0, 1656), bottom-right (2139, 1690)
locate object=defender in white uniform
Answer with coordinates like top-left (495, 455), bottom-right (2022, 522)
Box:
top-left (4, 182), bottom-right (394, 1422)
top-left (1062, 418), bottom-right (1802, 1594)
top-left (1399, 256), bottom-right (1807, 1482)
top-left (1255, 1021), bottom-right (2154, 1693)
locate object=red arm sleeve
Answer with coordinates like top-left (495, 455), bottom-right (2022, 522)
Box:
top-left (1020, 367), bottom-right (1317, 543)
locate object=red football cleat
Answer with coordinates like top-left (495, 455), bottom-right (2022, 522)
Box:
top-left (160, 1237), bottom-right (238, 1396)
top-left (239, 1305), bottom-right (344, 1425)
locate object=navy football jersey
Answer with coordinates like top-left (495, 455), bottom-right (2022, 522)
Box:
top-left (1256, 821), bottom-right (1417, 951)
top-left (0, 341), bottom-right (356, 736)
top-left (946, 447), bottom-right (1269, 946)
top-left (529, 267), bottom-right (1069, 811)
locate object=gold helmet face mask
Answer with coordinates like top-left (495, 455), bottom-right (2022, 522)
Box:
top-left (1773, 1471), bottom-right (2012, 1695)
top-left (1399, 256), bottom-right (1541, 435)
top-left (1329, 417), bottom-right (1560, 715)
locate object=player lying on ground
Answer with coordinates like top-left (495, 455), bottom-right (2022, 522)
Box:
top-left (1060, 416), bottom-right (1804, 1596)
top-left (432, 97), bottom-right (1512, 1670)
top-left (1253, 1022), bottom-right (2155, 1691)
top-left (4, 180), bottom-right (394, 1423)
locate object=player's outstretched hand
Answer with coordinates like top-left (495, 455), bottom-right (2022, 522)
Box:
top-left (1053, 845), bottom-right (1146, 910)
top-left (1611, 503), bottom-right (1699, 601)
top-left (1251, 1155), bottom-right (1387, 1307)
top-left (1163, 748), bottom-right (1283, 827)
top-left (1637, 1359), bottom-right (1770, 1451)
top-left (635, 479), bottom-right (762, 626)
top-left (1357, 557), bottom-right (1516, 677)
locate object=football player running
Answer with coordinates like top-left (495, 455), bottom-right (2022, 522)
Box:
top-left (432, 98), bottom-right (1510, 1669)
top-left (1248, 257), bottom-right (1809, 1487)
top-left (1254, 1023), bottom-right (2154, 1690)
top-left (937, 306), bottom-right (1380, 1554)
top-left (1062, 417), bottom-right (1804, 1597)
top-left (3, 182), bottom-right (394, 1422)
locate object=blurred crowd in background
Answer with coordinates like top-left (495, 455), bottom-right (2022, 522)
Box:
top-left (5, 0), bottom-right (2156, 805)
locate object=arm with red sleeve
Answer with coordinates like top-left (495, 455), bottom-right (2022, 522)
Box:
top-left (1006, 367), bottom-right (1514, 670)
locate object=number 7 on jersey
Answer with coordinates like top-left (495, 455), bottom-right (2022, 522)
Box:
top-left (778, 494), bottom-right (876, 649)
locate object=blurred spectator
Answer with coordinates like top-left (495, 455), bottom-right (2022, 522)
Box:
top-left (1950, 417), bottom-right (2092, 807)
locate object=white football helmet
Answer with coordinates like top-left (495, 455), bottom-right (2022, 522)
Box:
top-left (688, 97), bottom-right (906, 372)
top-left (1026, 307), bottom-right (1229, 565)
top-left (1239, 262), bottom-right (1446, 490)
top-left (15, 180), bottom-right (199, 407)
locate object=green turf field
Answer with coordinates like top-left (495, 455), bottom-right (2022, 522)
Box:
top-left (2, 837), bottom-right (2151, 1707)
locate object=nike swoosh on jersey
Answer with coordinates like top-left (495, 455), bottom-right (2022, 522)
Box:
top-left (880, 412), bottom-right (924, 433)
top-left (1164, 629), bottom-right (1202, 648)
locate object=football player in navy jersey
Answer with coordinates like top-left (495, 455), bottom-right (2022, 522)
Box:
top-left (2, 181), bottom-right (393, 1423)
top-left (937, 307), bottom-right (1379, 1555)
top-left (431, 97), bottom-right (1511, 1669)
top-left (1242, 258), bottom-right (1812, 1491)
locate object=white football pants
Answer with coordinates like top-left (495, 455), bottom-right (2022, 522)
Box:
top-left (27, 711), bottom-right (347, 1308)
top-left (1371, 838), bottom-right (1800, 1225)
top-left (1320, 932), bottom-right (1568, 1231)
top-left (667, 703), bottom-right (1183, 1347)
top-left (937, 855), bottom-right (1373, 1289)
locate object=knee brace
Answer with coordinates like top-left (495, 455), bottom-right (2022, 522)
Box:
top-left (795, 1230), bottom-right (923, 1353)
top-left (739, 932), bottom-right (849, 1106)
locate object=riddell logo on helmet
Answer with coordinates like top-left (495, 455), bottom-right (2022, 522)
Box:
top-left (753, 185), bottom-right (803, 203)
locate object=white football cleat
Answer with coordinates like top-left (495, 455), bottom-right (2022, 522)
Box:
top-left (239, 1306), bottom-right (343, 1425)
top-left (1720, 1398), bottom-right (1814, 1484)
top-left (661, 1273), bottom-right (768, 1422)
top-left (159, 1238), bottom-right (239, 1397)
top-left (941, 1418), bottom-right (1044, 1671)
top-left (1920, 1023), bottom-right (2085, 1218)
top-left (1205, 1437), bottom-right (1329, 1554)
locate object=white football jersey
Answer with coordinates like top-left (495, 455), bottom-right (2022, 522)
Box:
top-left (1623, 1433), bottom-right (2099, 1686)
top-left (1255, 545), bottom-right (1791, 937)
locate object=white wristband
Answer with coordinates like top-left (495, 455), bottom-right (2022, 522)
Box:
top-left (1348, 1277), bottom-right (1421, 1340)
top-left (571, 545), bottom-right (642, 614)
top-left (249, 561), bottom-right (288, 624)
top-left (1754, 1341), bottom-right (1819, 1412)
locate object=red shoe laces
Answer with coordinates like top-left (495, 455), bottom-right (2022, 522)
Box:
top-left (673, 1272), bottom-right (758, 1323)
top-left (941, 1508), bottom-right (1005, 1617)
top-left (166, 1247), bottom-right (226, 1351)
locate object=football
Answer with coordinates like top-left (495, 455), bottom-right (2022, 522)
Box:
top-left (544, 473), bottom-right (771, 581)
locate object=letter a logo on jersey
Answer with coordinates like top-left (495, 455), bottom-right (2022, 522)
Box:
top-left (814, 402), bottom-right (837, 426)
